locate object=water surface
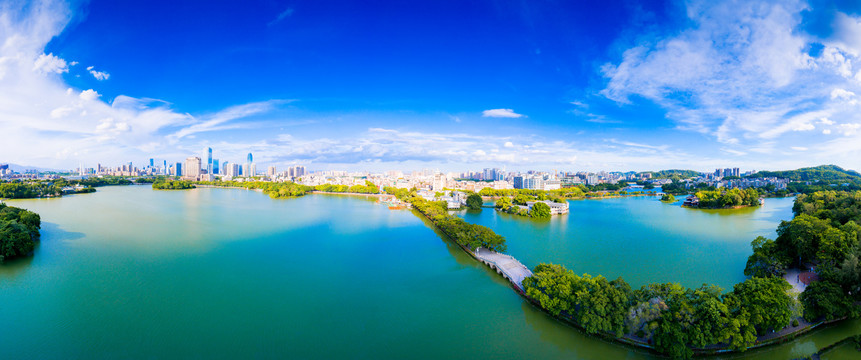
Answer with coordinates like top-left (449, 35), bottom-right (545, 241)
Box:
top-left (1, 187), bottom-right (858, 359)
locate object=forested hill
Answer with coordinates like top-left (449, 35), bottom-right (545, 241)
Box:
top-left (641, 169), bottom-right (701, 179)
top-left (746, 165), bottom-right (861, 182)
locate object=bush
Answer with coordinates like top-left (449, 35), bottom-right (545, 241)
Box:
top-left (530, 202), bottom-right (551, 218)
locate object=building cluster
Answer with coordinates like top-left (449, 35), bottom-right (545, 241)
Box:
top-left (0, 157), bottom-right (793, 196)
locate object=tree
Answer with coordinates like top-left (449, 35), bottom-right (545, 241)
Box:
top-left (799, 280), bottom-right (857, 321)
top-left (744, 236), bottom-right (787, 278)
top-left (725, 277), bottom-right (793, 335)
top-left (466, 194), bottom-right (483, 210)
top-left (530, 202), bottom-right (551, 218)
top-left (0, 204), bottom-right (41, 262)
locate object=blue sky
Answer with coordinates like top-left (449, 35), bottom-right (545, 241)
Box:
top-left (2, 0), bottom-right (861, 172)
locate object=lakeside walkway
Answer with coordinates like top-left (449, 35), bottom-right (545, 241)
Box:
top-left (474, 247), bottom-right (532, 291)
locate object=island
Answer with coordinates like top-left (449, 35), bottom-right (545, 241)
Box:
top-left (681, 188), bottom-right (762, 209)
top-left (0, 203), bottom-right (41, 262)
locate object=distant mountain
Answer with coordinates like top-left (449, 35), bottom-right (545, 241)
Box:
top-left (746, 165), bottom-right (861, 182)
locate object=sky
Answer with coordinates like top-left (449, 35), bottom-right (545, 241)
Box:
top-left (2, 0), bottom-right (861, 173)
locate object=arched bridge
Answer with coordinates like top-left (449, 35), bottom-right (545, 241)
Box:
top-left (474, 247), bottom-right (533, 291)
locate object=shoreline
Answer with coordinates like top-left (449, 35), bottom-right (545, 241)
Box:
top-left (404, 194), bottom-right (849, 357)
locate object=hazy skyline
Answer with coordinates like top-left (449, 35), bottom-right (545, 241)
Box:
top-left (2, 0), bottom-right (861, 172)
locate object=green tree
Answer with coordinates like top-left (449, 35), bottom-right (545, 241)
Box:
top-left (530, 202), bottom-right (551, 218)
top-left (744, 236), bottom-right (787, 278)
top-left (799, 280), bottom-right (858, 321)
top-left (466, 194), bottom-right (483, 210)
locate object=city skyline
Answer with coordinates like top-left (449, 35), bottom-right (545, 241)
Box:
top-left (2, 1), bottom-right (861, 172)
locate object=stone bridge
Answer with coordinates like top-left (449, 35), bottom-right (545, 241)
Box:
top-left (474, 247), bottom-right (533, 291)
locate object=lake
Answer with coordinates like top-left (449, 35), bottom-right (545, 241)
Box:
top-left (1, 187), bottom-right (858, 359)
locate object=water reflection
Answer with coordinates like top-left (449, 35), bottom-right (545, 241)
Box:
top-left (0, 222), bottom-right (83, 280)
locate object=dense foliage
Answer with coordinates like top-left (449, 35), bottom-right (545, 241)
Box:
top-left (387, 187), bottom-right (506, 253)
top-left (152, 179), bottom-right (195, 190)
top-left (660, 194), bottom-right (676, 202)
top-left (530, 202), bottom-right (551, 218)
top-left (643, 170), bottom-right (701, 180)
top-left (0, 181), bottom-right (61, 198)
top-left (693, 188), bottom-right (761, 208)
top-left (0, 203), bottom-right (41, 262)
top-left (196, 180), bottom-right (309, 199)
top-left (466, 194), bottom-right (483, 210)
top-left (522, 263), bottom-right (794, 358)
top-left (743, 190), bottom-right (861, 323)
top-left (313, 181), bottom-right (379, 194)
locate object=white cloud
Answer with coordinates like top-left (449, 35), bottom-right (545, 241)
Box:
top-left (791, 146), bottom-right (807, 151)
top-left (823, 129), bottom-right (832, 134)
top-left (86, 66), bottom-right (110, 80)
top-left (600, 0), bottom-right (861, 159)
top-left (79, 89), bottom-right (100, 101)
top-left (504, 141), bottom-right (514, 148)
top-left (482, 108), bottom-right (523, 118)
top-left (839, 123), bottom-right (861, 136)
top-left (33, 53), bottom-right (68, 74)
top-left (831, 88), bottom-right (856, 101)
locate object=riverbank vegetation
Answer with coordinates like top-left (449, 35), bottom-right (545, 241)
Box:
top-left (0, 179), bottom-right (99, 199)
top-left (745, 191), bottom-right (861, 323)
top-left (312, 181), bottom-right (379, 194)
top-left (0, 204), bottom-right (41, 262)
top-left (386, 187), bottom-right (506, 253)
top-left (152, 179), bottom-right (195, 190)
top-left (195, 180), bottom-right (309, 198)
top-left (660, 194), bottom-right (676, 202)
top-left (523, 264), bottom-right (795, 358)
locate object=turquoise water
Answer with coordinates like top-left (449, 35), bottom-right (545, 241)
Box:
top-left (1, 187), bottom-right (858, 359)
top-left (458, 196), bottom-right (796, 290)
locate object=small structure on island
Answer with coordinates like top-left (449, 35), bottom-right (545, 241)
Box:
top-left (524, 200), bottom-right (569, 215)
top-left (682, 195), bottom-right (699, 207)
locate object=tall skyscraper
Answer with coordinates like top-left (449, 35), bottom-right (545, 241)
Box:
top-left (149, 158), bottom-right (154, 168)
top-left (175, 162), bottom-right (183, 176)
top-left (247, 153), bottom-right (253, 164)
top-left (212, 159), bottom-right (219, 175)
top-left (205, 147), bottom-right (213, 175)
top-left (163, 160), bottom-right (167, 175)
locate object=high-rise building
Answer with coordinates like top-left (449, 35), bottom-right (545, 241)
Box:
top-left (205, 147), bottom-right (213, 175)
top-left (247, 153), bottom-right (253, 164)
top-left (513, 176), bottom-right (524, 189)
top-left (163, 160), bottom-right (167, 175)
top-left (222, 161), bottom-right (227, 174)
top-left (267, 166), bottom-right (277, 177)
top-left (212, 159), bottom-right (219, 175)
top-left (149, 158), bottom-right (154, 168)
top-left (175, 162), bottom-right (183, 176)
top-left (184, 157), bottom-right (201, 180)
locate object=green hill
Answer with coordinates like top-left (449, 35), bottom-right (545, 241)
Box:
top-left (642, 169), bottom-right (701, 179)
top-left (746, 165), bottom-right (861, 182)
